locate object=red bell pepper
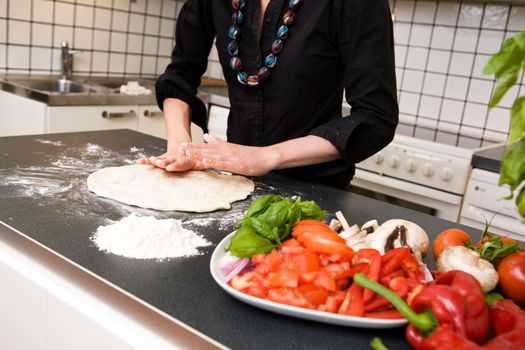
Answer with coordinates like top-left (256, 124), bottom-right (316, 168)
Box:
top-left (354, 248), bottom-right (382, 303)
top-left (354, 270), bottom-right (490, 350)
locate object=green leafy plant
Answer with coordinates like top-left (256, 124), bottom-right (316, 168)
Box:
top-left (483, 29), bottom-right (525, 222)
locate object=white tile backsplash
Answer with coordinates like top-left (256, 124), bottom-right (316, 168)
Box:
top-left (75, 5), bottom-right (94, 27)
top-left (394, 1), bottom-right (415, 22)
top-left (402, 69), bottom-right (424, 92)
top-left (477, 29), bottom-right (505, 54)
top-left (405, 47), bottom-right (428, 70)
top-left (482, 5), bottom-right (509, 29)
top-left (93, 30), bottom-right (110, 50)
top-left (94, 7), bottom-right (111, 30)
top-left (109, 53), bottom-right (125, 73)
top-left (145, 15), bottom-right (160, 35)
top-left (0, 45), bottom-right (6, 68)
top-left (508, 7), bottom-right (525, 31)
top-left (30, 47), bottom-right (52, 70)
top-left (129, 13), bottom-right (145, 33)
top-left (146, 0), bottom-right (162, 16)
top-left (453, 28), bottom-right (479, 52)
top-left (435, 2), bottom-right (460, 25)
top-left (0, 19), bottom-right (6, 43)
top-left (486, 106), bottom-right (511, 133)
top-left (458, 4), bottom-right (484, 28)
top-left (419, 95), bottom-right (441, 119)
top-left (8, 46), bottom-right (29, 69)
top-left (448, 52), bottom-right (475, 77)
top-left (8, 20), bottom-right (30, 45)
top-left (427, 49), bottom-right (451, 73)
top-left (112, 10), bottom-right (129, 32)
top-left (162, 1), bottom-right (177, 18)
top-left (113, 0), bottom-right (129, 11)
top-left (32, 0), bottom-right (53, 23)
top-left (399, 91), bottom-right (420, 115)
top-left (467, 79), bottom-right (494, 104)
top-left (414, 1), bottom-right (436, 24)
top-left (55, 2), bottom-right (74, 26)
top-left (444, 76), bottom-right (470, 100)
top-left (32, 23), bottom-right (52, 47)
top-left (463, 102), bottom-right (488, 127)
top-left (92, 51), bottom-right (109, 72)
top-left (143, 36), bottom-right (159, 55)
top-left (0, 0), bottom-right (6, 18)
top-left (110, 32), bottom-right (127, 52)
top-left (441, 99), bottom-right (465, 123)
top-left (430, 26), bottom-right (455, 50)
top-left (409, 24), bottom-right (432, 47)
top-left (8, 0), bottom-right (30, 21)
top-left (54, 26), bottom-right (73, 47)
top-left (127, 34), bottom-right (144, 53)
top-left (74, 28), bottom-right (93, 50)
top-left (141, 55), bottom-right (156, 75)
top-left (394, 22), bottom-right (411, 45)
top-left (423, 72), bottom-right (446, 96)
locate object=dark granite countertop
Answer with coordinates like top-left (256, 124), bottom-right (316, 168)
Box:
top-left (471, 143), bottom-right (506, 173)
top-left (0, 129), bottom-right (480, 350)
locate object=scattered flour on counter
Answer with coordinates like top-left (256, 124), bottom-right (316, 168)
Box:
top-left (92, 214), bottom-right (211, 260)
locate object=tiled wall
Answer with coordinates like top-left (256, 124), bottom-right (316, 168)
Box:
top-left (392, 1), bottom-right (525, 148)
top-left (0, 0), bottom-right (183, 78)
top-left (1, 0), bottom-right (524, 148)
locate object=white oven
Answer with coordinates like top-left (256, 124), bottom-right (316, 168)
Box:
top-left (460, 168), bottom-right (525, 241)
top-left (351, 135), bottom-right (473, 222)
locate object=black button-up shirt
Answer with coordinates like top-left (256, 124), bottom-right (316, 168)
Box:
top-left (156, 0), bottom-right (398, 189)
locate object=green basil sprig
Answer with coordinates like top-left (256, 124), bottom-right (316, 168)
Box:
top-left (228, 194), bottom-right (326, 257)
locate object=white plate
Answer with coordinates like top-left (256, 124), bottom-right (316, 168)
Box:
top-left (210, 232), bottom-right (408, 329)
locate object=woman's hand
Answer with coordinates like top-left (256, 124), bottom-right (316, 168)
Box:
top-left (187, 135), bottom-right (278, 176)
top-left (137, 143), bottom-right (206, 172)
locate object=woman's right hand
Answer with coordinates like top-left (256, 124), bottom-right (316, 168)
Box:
top-left (137, 143), bottom-right (206, 172)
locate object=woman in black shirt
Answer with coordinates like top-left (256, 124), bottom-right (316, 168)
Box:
top-left (140, 0), bottom-right (398, 189)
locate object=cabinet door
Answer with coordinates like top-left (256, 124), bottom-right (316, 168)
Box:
top-left (0, 91), bottom-right (47, 136)
top-left (208, 104), bottom-right (228, 140)
top-left (47, 105), bottom-right (138, 133)
top-left (137, 105), bottom-right (204, 143)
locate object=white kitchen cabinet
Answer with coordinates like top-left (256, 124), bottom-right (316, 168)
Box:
top-left (47, 105), bottom-right (139, 134)
top-left (0, 90), bottom-right (47, 137)
top-left (0, 256), bottom-right (47, 350)
top-left (137, 104), bottom-right (205, 143)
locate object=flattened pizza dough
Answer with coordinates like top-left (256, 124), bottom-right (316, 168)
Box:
top-left (87, 164), bottom-right (254, 212)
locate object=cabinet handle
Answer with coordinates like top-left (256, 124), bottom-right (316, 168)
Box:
top-left (101, 110), bottom-right (136, 119)
top-left (143, 110), bottom-right (164, 118)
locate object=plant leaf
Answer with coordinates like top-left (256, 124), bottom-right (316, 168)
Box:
top-left (229, 225), bottom-right (275, 257)
top-left (499, 137), bottom-right (525, 192)
top-left (509, 96), bottom-right (525, 145)
top-left (488, 65), bottom-right (520, 108)
top-left (517, 187), bottom-right (525, 223)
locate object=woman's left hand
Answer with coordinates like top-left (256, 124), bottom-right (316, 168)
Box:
top-left (187, 134), bottom-right (278, 176)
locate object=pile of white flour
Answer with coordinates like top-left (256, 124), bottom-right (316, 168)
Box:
top-left (92, 214), bottom-right (211, 260)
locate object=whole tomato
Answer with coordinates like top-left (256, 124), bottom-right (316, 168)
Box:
top-left (433, 228), bottom-right (471, 259)
top-left (497, 252), bottom-right (525, 305)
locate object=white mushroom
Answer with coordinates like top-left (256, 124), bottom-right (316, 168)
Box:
top-left (364, 219), bottom-right (430, 259)
top-left (437, 245), bottom-right (499, 293)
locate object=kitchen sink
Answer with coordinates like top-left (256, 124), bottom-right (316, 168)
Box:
top-left (6, 77), bottom-right (108, 94)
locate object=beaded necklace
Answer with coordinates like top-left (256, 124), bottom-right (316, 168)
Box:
top-left (228, 0), bottom-right (301, 86)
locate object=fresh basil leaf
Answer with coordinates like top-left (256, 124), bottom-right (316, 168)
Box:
top-left (298, 200), bottom-right (327, 220)
top-left (245, 194), bottom-right (280, 218)
top-left (499, 138), bottom-right (525, 192)
top-left (509, 96), bottom-right (525, 145)
top-left (260, 199), bottom-right (292, 228)
top-left (229, 225), bottom-right (275, 257)
top-left (243, 217), bottom-right (280, 244)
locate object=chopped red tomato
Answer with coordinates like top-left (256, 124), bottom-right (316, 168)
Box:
top-left (267, 288), bottom-right (309, 308)
top-left (298, 284), bottom-right (329, 307)
top-left (266, 268), bottom-right (301, 288)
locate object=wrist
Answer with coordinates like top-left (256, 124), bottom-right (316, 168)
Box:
top-left (262, 145), bottom-right (282, 171)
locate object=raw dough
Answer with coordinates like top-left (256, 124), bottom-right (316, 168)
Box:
top-left (87, 164), bottom-right (255, 212)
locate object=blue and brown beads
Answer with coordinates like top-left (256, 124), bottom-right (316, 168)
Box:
top-left (228, 0), bottom-right (302, 86)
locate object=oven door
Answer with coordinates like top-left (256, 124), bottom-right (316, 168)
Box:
top-left (351, 169), bottom-right (463, 222)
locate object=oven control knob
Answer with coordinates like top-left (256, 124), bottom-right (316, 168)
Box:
top-left (439, 167), bottom-right (454, 182)
top-left (422, 163), bottom-right (435, 177)
top-left (389, 155), bottom-right (401, 169)
top-left (372, 152), bottom-right (384, 164)
top-left (405, 159), bottom-right (417, 173)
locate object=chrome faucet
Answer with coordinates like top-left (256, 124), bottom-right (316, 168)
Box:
top-left (60, 41), bottom-right (77, 81)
